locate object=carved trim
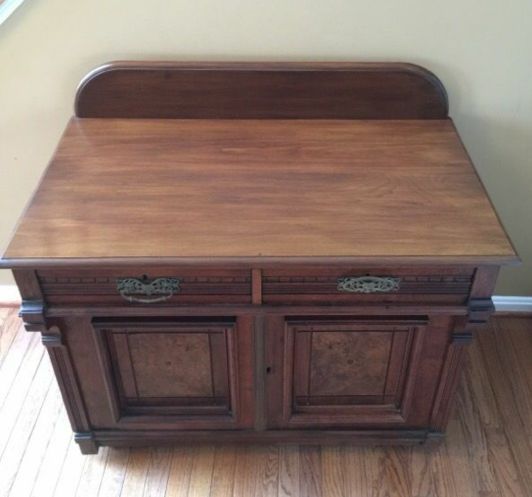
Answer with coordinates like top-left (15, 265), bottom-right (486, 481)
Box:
top-left (263, 273), bottom-right (472, 295)
top-left (264, 275), bottom-right (472, 284)
top-left (39, 275), bottom-right (250, 284)
top-left (116, 277), bottom-right (181, 303)
top-left (337, 276), bottom-right (401, 294)
top-left (41, 325), bottom-right (64, 347)
top-left (468, 297), bottom-right (495, 325)
top-left (19, 299), bottom-right (46, 332)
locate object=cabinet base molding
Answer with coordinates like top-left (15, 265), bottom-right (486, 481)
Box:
top-left (88, 429), bottom-right (433, 452)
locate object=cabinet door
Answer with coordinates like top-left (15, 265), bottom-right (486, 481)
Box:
top-left (265, 316), bottom-right (427, 428)
top-left (92, 316), bottom-right (253, 430)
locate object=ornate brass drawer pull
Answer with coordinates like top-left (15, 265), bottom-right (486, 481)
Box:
top-left (116, 277), bottom-right (181, 303)
top-left (337, 276), bottom-right (401, 294)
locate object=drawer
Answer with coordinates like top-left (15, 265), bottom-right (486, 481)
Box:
top-left (37, 267), bottom-right (251, 306)
top-left (262, 267), bottom-right (474, 305)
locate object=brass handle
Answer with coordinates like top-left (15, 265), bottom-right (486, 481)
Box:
top-left (337, 276), bottom-right (400, 294)
top-left (116, 277), bottom-right (181, 303)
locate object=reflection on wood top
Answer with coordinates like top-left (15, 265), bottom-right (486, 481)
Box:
top-left (1, 118), bottom-right (517, 266)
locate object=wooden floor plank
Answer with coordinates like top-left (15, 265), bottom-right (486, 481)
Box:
top-left (143, 447), bottom-right (172, 497)
top-left (166, 446), bottom-right (194, 497)
top-left (253, 445), bottom-right (279, 497)
top-left (75, 446), bottom-right (110, 497)
top-left (0, 308), bottom-right (21, 367)
top-left (357, 447), bottom-right (386, 497)
top-left (506, 318), bottom-right (532, 392)
top-left (0, 332), bottom-right (43, 454)
top-left (164, 447), bottom-right (195, 497)
top-left (0, 323), bottom-right (39, 409)
top-left (484, 427), bottom-right (528, 497)
top-left (53, 438), bottom-right (88, 497)
top-left (299, 446), bottom-right (321, 497)
top-left (444, 414), bottom-right (478, 497)
top-left (209, 445), bottom-right (237, 497)
top-left (0, 307), bottom-right (9, 321)
top-left (409, 444), bottom-right (436, 497)
top-left (492, 318), bottom-right (532, 441)
top-left (456, 346), bottom-right (502, 496)
top-left (0, 353), bottom-right (53, 496)
top-left (186, 445), bottom-right (215, 497)
top-left (320, 446), bottom-right (346, 497)
top-left (477, 320), bottom-right (532, 493)
top-left (342, 447), bottom-right (368, 497)
top-left (8, 379), bottom-right (64, 497)
top-left (120, 448), bottom-right (152, 497)
top-left (278, 445), bottom-right (299, 497)
top-left (232, 446), bottom-right (266, 497)
top-left (429, 443), bottom-right (459, 497)
top-left (382, 447), bottom-right (413, 497)
top-left (97, 448), bottom-right (131, 497)
top-left (29, 401), bottom-right (73, 497)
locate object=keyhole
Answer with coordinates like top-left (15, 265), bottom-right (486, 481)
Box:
top-left (266, 366), bottom-right (272, 374)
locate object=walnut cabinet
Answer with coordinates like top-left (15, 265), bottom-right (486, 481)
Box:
top-left (1, 62), bottom-right (517, 453)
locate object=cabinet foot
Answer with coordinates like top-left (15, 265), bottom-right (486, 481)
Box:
top-left (425, 431), bottom-right (445, 447)
top-left (75, 432), bottom-right (99, 454)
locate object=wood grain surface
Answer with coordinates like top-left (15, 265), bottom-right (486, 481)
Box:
top-left (1, 118), bottom-right (516, 266)
top-left (1, 307), bottom-right (530, 497)
top-left (75, 61), bottom-right (448, 120)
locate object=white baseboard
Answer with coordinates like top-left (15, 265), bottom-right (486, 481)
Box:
top-left (0, 284), bottom-right (531, 312)
top-left (492, 296), bottom-right (532, 313)
top-left (0, 285), bottom-right (21, 305)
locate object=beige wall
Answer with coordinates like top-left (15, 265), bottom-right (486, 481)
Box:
top-left (1, 0), bottom-right (531, 294)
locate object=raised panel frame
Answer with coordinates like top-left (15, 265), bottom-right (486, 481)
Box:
top-left (90, 317), bottom-right (247, 429)
top-left (276, 317), bottom-right (427, 427)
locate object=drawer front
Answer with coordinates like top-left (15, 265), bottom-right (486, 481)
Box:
top-left (262, 266), bottom-right (474, 305)
top-left (37, 267), bottom-right (251, 306)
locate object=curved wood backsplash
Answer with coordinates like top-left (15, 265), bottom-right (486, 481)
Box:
top-left (75, 61), bottom-right (448, 119)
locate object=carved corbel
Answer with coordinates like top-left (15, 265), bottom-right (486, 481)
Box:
top-left (467, 297), bottom-right (495, 326)
top-left (19, 299), bottom-right (63, 347)
top-left (19, 299), bottom-right (47, 332)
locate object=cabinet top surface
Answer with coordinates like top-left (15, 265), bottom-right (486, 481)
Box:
top-left (1, 118), bottom-right (517, 266)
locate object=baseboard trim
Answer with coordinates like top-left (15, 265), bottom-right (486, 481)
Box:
top-left (0, 285), bottom-right (531, 313)
top-left (492, 296), bottom-right (532, 314)
top-left (0, 285), bottom-right (21, 306)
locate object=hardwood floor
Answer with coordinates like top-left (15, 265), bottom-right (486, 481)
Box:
top-left (0, 306), bottom-right (530, 497)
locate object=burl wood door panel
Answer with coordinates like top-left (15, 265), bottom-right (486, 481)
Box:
top-left (266, 316), bottom-right (428, 428)
top-left (91, 317), bottom-right (253, 429)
